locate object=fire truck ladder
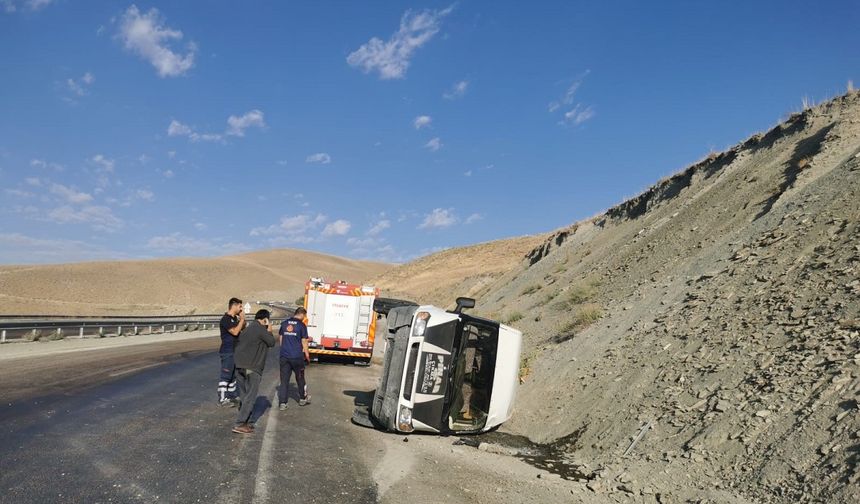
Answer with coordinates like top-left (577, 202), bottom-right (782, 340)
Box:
top-left (356, 295), bottom-right (374, 345)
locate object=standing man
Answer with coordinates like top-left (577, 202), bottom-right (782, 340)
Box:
top-left (218, 297), bottom-right (246, 406)
top-left (277, 307), bottom-right (311, 410)
top-left (233, 309), bottom-right (276, 434)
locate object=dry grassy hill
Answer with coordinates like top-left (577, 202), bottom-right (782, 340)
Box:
top-left (0, 249), bottom-right (391, 316)
top-left (372, 91), bottom-right (860, 503)
top-left (372, 234), bottom-right (550, 308)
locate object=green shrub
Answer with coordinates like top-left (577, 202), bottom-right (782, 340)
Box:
top-left (552, 303), bottom-right (603, 343)
top-left (504, 312), bottom-right (524, 324)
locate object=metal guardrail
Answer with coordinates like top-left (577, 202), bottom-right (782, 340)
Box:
top-left (0, 302), bottom-right (298, 344)
top-left (0, 315), bottom-right (225, 343)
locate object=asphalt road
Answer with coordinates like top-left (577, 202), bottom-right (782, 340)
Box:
top-left (0, 343), bottom-right (379, 503)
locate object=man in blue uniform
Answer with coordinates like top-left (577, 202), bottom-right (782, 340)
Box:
top-left (277, 307), bottom-right (311, 410)
top-left (217, 297), bottom-right (246, 406)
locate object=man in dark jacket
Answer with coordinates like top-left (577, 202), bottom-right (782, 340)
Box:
top-left (232, 309), bottom-right (275, 434)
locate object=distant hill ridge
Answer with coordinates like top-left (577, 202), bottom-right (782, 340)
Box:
top-left (0, 248), bottom-right (391, 316)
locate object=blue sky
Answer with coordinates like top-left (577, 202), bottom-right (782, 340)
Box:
top-left (1, 1), bottom-right (857, 264)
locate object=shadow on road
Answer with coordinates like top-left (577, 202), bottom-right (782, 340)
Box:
top-left (343, 389), bottom-right (374, 407)
top-left (250, 395), bottom-right (272, 424)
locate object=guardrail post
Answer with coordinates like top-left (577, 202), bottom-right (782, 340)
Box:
top-left (134, 326), bottom-right (139, 336)
top-left (56, 328), bottom-right (63, 340)
top-left (148, 325), bottom-right (152, 335)
top-left (117, 326), bottom-right (122, 337)
top-left (79, 327), bottom-right (84, 338)
top-left (98, 326), bottom-right (105, 338)
top-left (1, 330), bottom-right (5, 343)
top-left (173, 324), bottom-right (177, 333)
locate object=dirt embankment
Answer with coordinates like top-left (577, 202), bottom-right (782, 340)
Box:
top-left (373, 91), bottom-right (860, 503)
top-left (0, 249), bottom-right (391, 316)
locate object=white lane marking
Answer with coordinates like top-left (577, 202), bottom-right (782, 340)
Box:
top-left (252, 384), bottom-right (279, 504)
top-left (107, 362), bottom-right (163, 377)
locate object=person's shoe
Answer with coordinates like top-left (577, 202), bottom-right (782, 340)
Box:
top-left (299, 395), bottom-right (311, 406)
top-left (219, 399), bottom-right (234, 407)
top-left (231, 424), bottom-right (253, 434)
top-left (279, 402), bottom-right (288, 411)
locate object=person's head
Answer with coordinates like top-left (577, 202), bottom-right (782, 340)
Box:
top-left (294, 307), bottom-right (307, 318)
top-left (228, 297), bottom-right (243, 315)
top-left (255, 309), bottom-right (271, 327)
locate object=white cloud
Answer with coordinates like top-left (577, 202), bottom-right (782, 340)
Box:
top-left (5, 188), bottom-right (34, 198)
top-left (367, 219), bottom-right (391, 236)
top-left (30, 158), bottom-right (63, 171)
top-left (193, 222), bottom-right (207, 231)
top-left (66, 72), bottom-right (95, 97)
top-left (49, 183), bottom-right (93, 204)
top-left (464, 170), bottom-right (472, 177)
top-left (25, 177), bottom-right (41, 186)
top-left (322, 219), bottom-right (351, 237)
top-left (549, 71), bottom-right (595, 126)
top-left (548, 79), bottom-right (583, 112)
top-left (136, 189), bottom-right (155, 201)
top-left (346, 6), bottom-right (453, 80)
top-left (2, 0), bottom-right (53, 13)
top-left (167, 119), bottom-right (192, 137)
top-left (146, 232), bottom-right (249, 256)
top-left (91, 154), bottom-right (115, 172)
top-left (168, 109), bottom-right (264, 142)
top-left (563, 104), bottom-right (596, 125)
top-left (249, 213), bottom-right (353, 243)
top-left (118, 5), bottom-right (196, 78)
top-left (167, 119), bottom-right (221, 142)
top-left (226, 109), bottom-right (265, 137)
top-left (419, 208), bottom-right (457, 229)
top-left (46, 205), bottom-right (123, 232)
top-left (250, 213), bottom-right (328, 238)
top-left (162, 169), bottom-right (175, 179)
top-left (305, 152), bottom-right (331, 164)
top-left (464, 213), bottom-right (483, 224)
top-left (413, 115), bottom-right (432, 129)
top-left (0, 233), bottom-right (128, 265)
top-left (424, 137), bottom-right (442, 151)
top-left (443, 80), bottom-right (469, 99)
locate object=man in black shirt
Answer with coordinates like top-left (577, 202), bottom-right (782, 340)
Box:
top-left (217, 297), bottom-right (246, 406)
top-left (233, 309), bottom-right (276, 434)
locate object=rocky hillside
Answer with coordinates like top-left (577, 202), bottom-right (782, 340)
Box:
top-left (0, 249), bottom-right (391, 316)
top-left (380, 91), bottom-right (860, 503)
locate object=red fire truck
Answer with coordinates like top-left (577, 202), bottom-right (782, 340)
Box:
top-left (302, 278), bottom-right (379, 365)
